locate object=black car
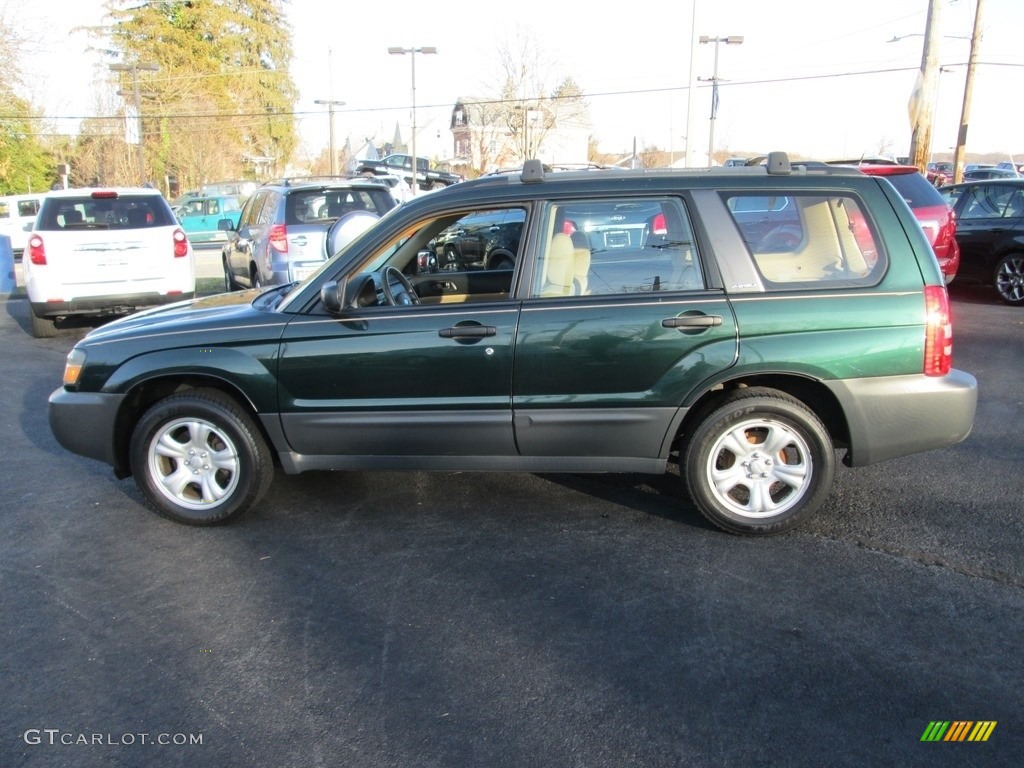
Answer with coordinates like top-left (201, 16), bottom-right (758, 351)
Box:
top-left (431, 208), bottom-right (524, 270)
top-left (940, 179), bottom-right (1024, 305)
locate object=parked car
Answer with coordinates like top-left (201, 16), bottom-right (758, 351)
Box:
top-left (431, 208), bottom-right (525, 270)
top-left (23, 188), bottom-right (194, 338)
top-left (48, 153), bottom-right (977, 535)
top-left (829, 162), bottom-right (959, 283)
top-left (940, 179), bottom-right (1024, 305)
top-left (962, 167), bottom-right (1019, 181)
top-left (0, 192), bottom-right (43, 255)
top-left (356, 154), bottom-right (463, 192)
top-left (220, 177), bottom-right (398, 291)
top-left (174, 194), bottom-right (243, 245)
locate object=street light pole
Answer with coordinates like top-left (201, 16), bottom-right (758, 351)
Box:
top-left (698, 35), bottom-right (743, 166)
top-left (388, 46), bottom-right (437, 195)
top-left (313, 99), bottom-right (346, 175)
top-left (110, 61), bottom-right (159, 184)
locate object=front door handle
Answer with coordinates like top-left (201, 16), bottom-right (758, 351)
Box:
top-left (662, 314), bottom-right (722, 329)
top-left (439, 325), bottom-right (496, 339)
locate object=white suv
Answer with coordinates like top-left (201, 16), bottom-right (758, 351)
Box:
top-left (24, 188), bottom-right (195, 338)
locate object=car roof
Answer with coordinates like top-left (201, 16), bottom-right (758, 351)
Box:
top-left (43, 187), bottom-right (165, 198)
top-left (262, 176), bottom-right (391, 191)
top-left (942, 178), bottom-right (1024, 190)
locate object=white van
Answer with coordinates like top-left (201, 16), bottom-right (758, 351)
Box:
top-left (0, 193), bottom-right (43, 253)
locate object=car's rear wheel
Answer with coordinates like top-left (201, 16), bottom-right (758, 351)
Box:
top-left (30, 311), bottom-right (58, 339)
top-left (683, 388), bottom-right (835, 535)
top-left (129, 389), bottom-right (273, 525)
top-left (993, 253), bottom-right (1024, 305)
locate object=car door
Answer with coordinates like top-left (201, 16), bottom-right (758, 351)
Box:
top-left (951, 183), bottom-right (1021, 281)
top-left (511, 197), bottom-right (739, 464)
top-left (274, 213), bottom-right (520, 462)
top-left (225, 191), bottom-right (267, 282)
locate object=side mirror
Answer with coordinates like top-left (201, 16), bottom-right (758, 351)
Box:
top-left (217, 218), bottom-right (235, 232)
top-left (415, 248), bottom-right (438, 274)
top-left (321, 278), bottom-right (346, 314)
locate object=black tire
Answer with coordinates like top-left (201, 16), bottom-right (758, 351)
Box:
top-left (993, 253), bottom-right (1024, 306)
top-left (128, 389), bottom-right (274, 525)
top-left (683, 388), bottom-right (835, 535)
top-left (223, 260), bottom-right (239, 291)
top-left (30, 311), bottom-right (58, 339)
top-left (488, 251), bottom-right (515, 270)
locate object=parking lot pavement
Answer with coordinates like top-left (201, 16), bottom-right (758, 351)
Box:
top-left (1, 291), bottom-right (1022, 767)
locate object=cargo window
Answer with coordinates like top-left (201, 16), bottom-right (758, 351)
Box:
top-left (724, 193), bottom-right (884, 286)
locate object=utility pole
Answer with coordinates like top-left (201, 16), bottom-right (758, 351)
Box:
top-left (908, 0), bottom-right (944, 173)
top-left (952, 0), bottom-right (986, 184)
top-left (314, 99), bottom-right (345, 175)
top-left (685, 1), bottom-right (699, 167)
top-left (110, 62), bottom-right (160, 184)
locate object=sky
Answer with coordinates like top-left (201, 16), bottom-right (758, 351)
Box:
top-left (12, 0), bottom-right (1024, 166)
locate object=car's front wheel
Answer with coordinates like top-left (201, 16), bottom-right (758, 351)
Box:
top-left (129, 389), bottom-right (274, 525)
top-left (993, 253), bottom-right (1024, 305)
top-left (683, 388), bottom-right (835, 535)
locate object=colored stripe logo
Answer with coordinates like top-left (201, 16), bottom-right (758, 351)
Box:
top-left (921, 721), bottom-right (997, 742)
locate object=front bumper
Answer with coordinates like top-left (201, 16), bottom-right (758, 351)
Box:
top-left (49, 388), bottom-right (127, 471)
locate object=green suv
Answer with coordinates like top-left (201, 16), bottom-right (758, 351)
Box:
top-left (49, 153), bottom-right (977, 535)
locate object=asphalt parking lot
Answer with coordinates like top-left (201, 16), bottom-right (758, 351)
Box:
top-left (1, 279), bottom-right (1021, 767)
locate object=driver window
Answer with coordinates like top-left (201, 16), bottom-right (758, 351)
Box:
top-left (344, 207), bottom-right (526, 309)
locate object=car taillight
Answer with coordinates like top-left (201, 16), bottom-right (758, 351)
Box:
top-left (269, 223), bottom-right (288, 253)
top-left (652, 212), bottom-right (667, 235)
top-left (28, 234), bottom-right (46, 265)
top-left (923, 285), bottom-right (952, 376)
top-left (172, 228), bottom-right (189, 257)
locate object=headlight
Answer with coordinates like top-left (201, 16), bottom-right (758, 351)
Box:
top-left (63, 348), bottom-right (86, 387)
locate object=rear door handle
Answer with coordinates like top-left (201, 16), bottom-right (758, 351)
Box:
top-left (662, 314), bottom-right (723, 329)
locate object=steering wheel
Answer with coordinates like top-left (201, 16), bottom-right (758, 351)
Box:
top-left (380, 266), bottom-right (420, 306)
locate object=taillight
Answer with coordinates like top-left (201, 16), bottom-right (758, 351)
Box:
top-left (268, 223), bottom-right (288, 253)
top-left (28, 234), bottom-right (46, 265)
top-left (652, 212), bottom-right (667, 235)
top-left (172, 228), bottom-right (189, 258)
top-left (923, 285), bottom-right (952, 376)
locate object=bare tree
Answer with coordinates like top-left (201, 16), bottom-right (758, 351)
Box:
top-left (490, 27), bottom-right (591, 166)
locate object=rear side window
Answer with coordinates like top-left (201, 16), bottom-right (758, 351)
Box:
top-left (36, 195), bottom-right (175, 231)
top-left (531, 197), bottom-right (704, 297)
top-left (724, 193), bottom-right (884, 287)
top-left (956, 184), bottom-right (1024, 220)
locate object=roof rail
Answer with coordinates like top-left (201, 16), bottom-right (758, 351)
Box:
top-left (520, 159), bottom-right (545, 183)
top-left (766, 152), bottom-right (791, 175)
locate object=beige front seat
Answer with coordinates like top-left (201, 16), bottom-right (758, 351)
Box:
top-left (570, 231), bottom-right (591, 294)
top-left (540, 233), bottom-right (577, 297)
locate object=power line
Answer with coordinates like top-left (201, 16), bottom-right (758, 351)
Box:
top-left (3, 60), bottom-right (1023, 135)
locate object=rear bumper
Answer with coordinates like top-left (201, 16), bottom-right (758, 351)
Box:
top-left (825, 369), bottom-right (978, 466)
top-left (32, 291), bottom-right (195, 319)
